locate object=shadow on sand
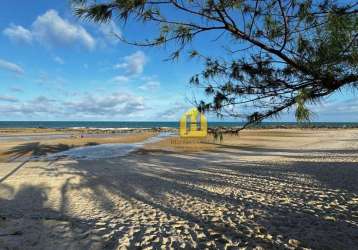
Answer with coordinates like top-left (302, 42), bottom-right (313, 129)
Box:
top-left (0, 142), bottom-right (98, 183)
top-left (0, 183), bottom-right (104, 249)
top-left (1, 143), bottom-right (357, 249)
top-left (12, 150), bottom-right (358, 248)
top-left (5, 142), bottom-right (73, 161)
top-left (4, 142), bottom-right (99, 161)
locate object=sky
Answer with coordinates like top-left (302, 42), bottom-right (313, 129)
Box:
top-left (0, 0), bottom-right (357, 122)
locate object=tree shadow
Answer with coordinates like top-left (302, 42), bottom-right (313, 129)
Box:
top-left (40, 150), bottom-right (358, 249)
top-left (0, 184), bottom-right (107, 249)
top-left (0, 142), bottom-right (101, 183)
top-left (0, 160), bottom-right (30, 183)
top-left (5, 142), bottom-right (73, 161)
top-left (2, 141), bottom-right (357, 249)
top-left (4, 142), bottom-right (101, 162)
top-left (0, 143), bottom-right (74, 183)
top-left (212, 143), bottom-right (358, 155)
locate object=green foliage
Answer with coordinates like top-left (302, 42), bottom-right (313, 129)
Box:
top-left (72, 0), bottom-right (358, 129)
top-left (264, 15), bottom-right (282, 39)
top-left (295, 89), bottom-right (312, 123)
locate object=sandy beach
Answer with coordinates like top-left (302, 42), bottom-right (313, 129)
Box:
top-left (0, 128), bottom-right (357, 249)
top-left (0, 130), bottom-right (159, 162)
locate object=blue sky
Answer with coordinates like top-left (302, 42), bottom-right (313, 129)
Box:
top-left (0, 0), bottom-right (356, 122)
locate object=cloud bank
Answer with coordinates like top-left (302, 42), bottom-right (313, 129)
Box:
top-left (0, 59), bottom-right (24, 75)
top-left (3, 9), bottom-right (96, 50)
top-left (139, 80), bottom-right (160, 91)
top-left (114, 51), bottom-right (147, 75)
top-left (0, 95), bottom-right (19, 103)
top-left (0, 92), bottom-right (147, 119)
top-left (3, 24), bottom-right (33, 43)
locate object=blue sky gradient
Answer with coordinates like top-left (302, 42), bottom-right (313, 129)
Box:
top-left (0, 0), bottom-right (356, 122)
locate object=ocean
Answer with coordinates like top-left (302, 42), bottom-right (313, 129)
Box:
top-left (0, 121), bottom-right (357, 129)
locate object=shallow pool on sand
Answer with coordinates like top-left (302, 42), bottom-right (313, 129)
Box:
top-left (45, 132), bottom-right (174, 160)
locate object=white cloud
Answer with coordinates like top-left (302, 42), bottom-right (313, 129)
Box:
top-left (0, 59), bottom-right (24, 75)
top-left (36, 72), bottom-right (67, 86)
top-left (115, 51), bottom-right (147, 75)
top-left (139, 80), bottom-right (160, 91)
top-left (312, 98), bottom-right (358, 115)
top-left (156, 101), bottom-right (190, 120)
top-left (32, 10), bottom-right (95, 50)
top-left (111, 75), bottom-right (130, 84)
top-left (3, 9), bottom-right (95, 50)
top-left (63, 92), bottom-right (146, 116)
top-left (0, 92), bottom-right (146, 118)
top-left (9, 86), bottom-right (24, 93)
top-left (0, 95), bottom-right (19, 103)
top-left (0, 96), bottom-right (57, 115)
top-left (54, 56), bottom-right (64, 64)
top-left (3, 24), bottom-right (33, 43)
top-left (109, 52), bottom-right (149, 86)
top-left (33, 96), bottom-right (56, 103)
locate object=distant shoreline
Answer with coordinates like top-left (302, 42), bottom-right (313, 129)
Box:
top-left (0, 121), bottom-right (358, 130)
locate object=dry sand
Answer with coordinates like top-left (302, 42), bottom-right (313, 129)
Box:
top-left (0, 129), bottom-right (357, 249)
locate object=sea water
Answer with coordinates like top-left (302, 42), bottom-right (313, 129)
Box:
top-left (1, 121), bottom-right (358, 129)
top-left (45, 132), bottom-right (174, 160)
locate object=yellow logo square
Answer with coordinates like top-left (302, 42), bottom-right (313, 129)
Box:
top-left (179, 108), bottom-right (207, 138)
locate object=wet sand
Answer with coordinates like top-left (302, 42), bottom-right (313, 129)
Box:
top-left (0, 129), bottom-right (357, 249)
top-left (0, 132), bottom-right (156, 162)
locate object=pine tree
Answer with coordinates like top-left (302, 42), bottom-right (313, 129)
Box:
top-left (73, 0), bottom-right (358, 128)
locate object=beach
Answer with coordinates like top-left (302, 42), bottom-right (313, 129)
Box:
top-left (0, 128), bottom-right (357, 249)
